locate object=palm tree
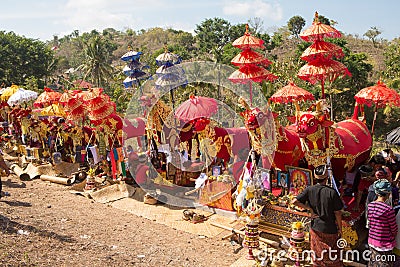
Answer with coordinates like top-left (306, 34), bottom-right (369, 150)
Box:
top-left (77, 36), bottom-right (115, 89)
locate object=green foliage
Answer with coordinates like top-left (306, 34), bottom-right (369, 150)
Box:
top-left (287, 16), bottom-right (306, 37)
top-left (194, 18), bottom-right (232, 62)
top-left (76, 35), bottom-right (116, 90)
top-left (0, 31), bottom-right (54, 86)
top-left (317, 15), bottom-right (330, 25)
top-left (384, 38), bottom-right (400, 79)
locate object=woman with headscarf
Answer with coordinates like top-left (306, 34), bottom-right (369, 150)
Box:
top-left (367, 179), bottom-right (398, 267)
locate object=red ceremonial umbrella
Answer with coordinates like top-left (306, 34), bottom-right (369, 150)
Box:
top-left (59, 90), bottom-right (84, 112)
top-left (354, 80), bottom-right (400, 135)
top-left (175, 95), bottom-right (219, 122)
top-left (230, 24), bottom-right (276, 104)
top-left (298, 57), bottom-right (351, 98)
top-left (300, 40), bottom-right (344, 62)
top-left (34, 87), bottom-right (62, 108)
top-left (231, 49), bottom-right (271, 66)
top-left (299, 12), bottom-right (341, 42)
top-left (232, 24), bottom-right (264, 49)
top-left (229, 64), bottom-right (277, 84)
top-left (270, 81), bottom-right (315, 104)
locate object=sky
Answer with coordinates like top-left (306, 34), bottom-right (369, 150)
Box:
top-left (1, 0), bottom-right (399, 42)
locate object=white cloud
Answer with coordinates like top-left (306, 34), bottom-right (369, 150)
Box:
top-left (60, 0), bottom-right (166, 33)
top-left (222, 0), bottom-right (283, 21)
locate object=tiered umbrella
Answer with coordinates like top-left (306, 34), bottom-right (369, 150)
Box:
top-left (298, 12), bottom-right (350, 99)
top-left (229, 24), bottom-right (277, 103)
top-left (155, 47), bottom-right (187, 112)
top-left (121, 48), bottom-right (149, 89)
top-left (7, 88), bottom-right (38, 106)
top-left (34, 87), bottom-right (62, 108)
top-left (155, 48), bottom-right (186, 91)
top-left (354, 80), bottom-right (400, 135)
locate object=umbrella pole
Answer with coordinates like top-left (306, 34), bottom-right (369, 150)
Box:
top-left (321, 79), bottom-right (325, 99)
top-left (371, 106), bottom-right (378, 137)
top-left (249, 82), bottom-right (253, 105)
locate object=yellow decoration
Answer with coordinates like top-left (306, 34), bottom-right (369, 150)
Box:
top-left (41, 103), bottom-right (66, 117)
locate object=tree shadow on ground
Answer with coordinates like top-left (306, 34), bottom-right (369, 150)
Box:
top-left (0, 214), bottom-right (76, 243)
top-left (1, 200), bottom-right (32, 207)
top-left (3, 178), bottom-right (27, 188)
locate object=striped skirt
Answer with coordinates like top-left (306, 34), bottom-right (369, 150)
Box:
top-left (310, 229), bottom-right (343, 267)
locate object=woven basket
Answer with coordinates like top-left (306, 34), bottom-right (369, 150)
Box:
top-left (143, 194), bottom-right (157, 205)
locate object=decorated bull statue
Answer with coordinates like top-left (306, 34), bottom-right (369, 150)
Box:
top-left (296, 100), bottom-right (372, 181)
top-left (239, 98), bottom-right (304, 170)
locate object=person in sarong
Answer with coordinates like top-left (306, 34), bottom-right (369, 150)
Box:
top-left (367, 179), bottom-right (397, 267)
top-left (292, 165), bottom-right (344, 267)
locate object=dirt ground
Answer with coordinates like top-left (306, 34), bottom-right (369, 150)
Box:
top-left (0, 173), bottom-right (244, 267)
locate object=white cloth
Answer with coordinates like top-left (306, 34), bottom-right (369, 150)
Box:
top-left (89, 146), bottom-right (100, 164)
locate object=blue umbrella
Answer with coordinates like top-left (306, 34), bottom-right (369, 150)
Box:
top-left (121, 50), bottom-right (143, 61)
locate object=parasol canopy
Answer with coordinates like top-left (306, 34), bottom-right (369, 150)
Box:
top-left (232, 24), bottom-right (264, 49)
top-left (228, 64), bottom-right (277, 84)
top-left (175, 95), bottom-right (219, 122)
top-left (300, 40), bottom-right (344, 62)
top-left (7, 88), bottom-right (38, 106)
top-left (231, 48), bottom-right (272, 66)
top-left (354, 80), bottom-right (400, 108)
top-left (156, 51), bottom-right (181, 66)
top-left (270, 81), bottom-right (315, 104)
top-left (299, 11), bottom-right (341, 42)
top-left (1, 84), bottom-right (20, 101)
top-left (121, 50), bottom-right (143, 61)
top-left (298, 57), bottom-right (351, 85)
top-left (41, 103), bottom-right (66, 117)
top-left (34, 87), bottom-right (62, 108)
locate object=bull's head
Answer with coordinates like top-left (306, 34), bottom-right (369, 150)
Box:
top-left (240, 108), bottom-right (267, 130)
top-left (297, 112), bottom-right (333, 139)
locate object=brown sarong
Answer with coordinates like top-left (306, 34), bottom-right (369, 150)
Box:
top-left (369, 246), bottom-right (395, 267)
top-left (310, 229), bottom-right (343, 267)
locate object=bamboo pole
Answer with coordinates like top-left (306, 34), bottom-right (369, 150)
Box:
top-left (10, 164), bottom-right (30, 181)
top-left (40, 175), bottom-right (75, 185)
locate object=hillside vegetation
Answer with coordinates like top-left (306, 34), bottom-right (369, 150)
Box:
top-left (1, 16), bottom-right (400, 140)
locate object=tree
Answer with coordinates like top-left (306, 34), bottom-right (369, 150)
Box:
top-left (383, 38), bottom-right (400, 79)
top-left (287, 15), bottom-right (306, 38)
top-left (194, 18), bottom-right (232, 62)
top-left (317, 15), bottom-right (330, 25)
top-left (0, 31), bottom-right (54, 87)
top-left (364, 26), bottom-right (382, 47)
top-left (248, 17), bottom-right (264, 34)
top-left (76, 35), bottom-right (115, 90)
